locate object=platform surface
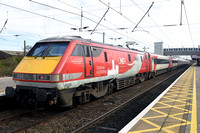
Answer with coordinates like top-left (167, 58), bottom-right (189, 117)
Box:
top-left (0, 77), bottom-right (15, 96)
top-left (120, 65), bottom-right (200, 133)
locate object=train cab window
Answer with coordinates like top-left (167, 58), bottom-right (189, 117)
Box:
top-left (141, 57), bottom-right (143, 62)
top-left (27, 42), bottom-right (69, 57)
top-left (71, 44), bottom-right (84, 56)
top-left (104, 52), bottom-right (108, 62)
top-left (92, 47), bottom-right (103, 57)
top-left (128, 54), bottom-right (131, 62)
top-left (83, 46), bottom-right (91, 57)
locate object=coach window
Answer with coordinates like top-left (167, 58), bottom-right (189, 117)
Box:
top-left (104, 52), bottom-right (108, 62)
top-left (154, 58), bottom-right (157, 64)
top-left (141, 56), bottom-right (143, 62)
top-left (128, 54), bottom-right (131, 62)
top-left (135, 57), bottom-right (138, 60)
top-left (71, 44), bottom-right (83, 56)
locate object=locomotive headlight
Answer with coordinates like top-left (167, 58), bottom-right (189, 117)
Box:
top-left (13, 73), bottom-right (63, 82)
top-left (51, 74), bottom-right (63, 81)
top-left (38, 74), bottom-right (63, 81)
top-left (13, 73), bottom-right (23, 79)
top-left (37, 75), bottom-right (51, 81)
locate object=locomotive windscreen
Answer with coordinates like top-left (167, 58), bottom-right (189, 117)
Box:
top-left (27, 42), bottom-right (69, 57)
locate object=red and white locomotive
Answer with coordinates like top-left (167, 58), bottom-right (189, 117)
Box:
top-left (6, 36), bottom-right (190, 106)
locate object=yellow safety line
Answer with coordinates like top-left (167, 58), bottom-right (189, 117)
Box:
top-left (0, 88), bottom-right (5, 93)
top-left (190, 66), bottom-right (197, 133)
top-left (0, 86), bottom-right (16, 93)
top-left (162, 122), bottom-right (191, 133)
top-left (155, 102), bottom-right (192, 113)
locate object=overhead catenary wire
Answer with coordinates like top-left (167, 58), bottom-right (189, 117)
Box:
top-left (0, 2), bottom-right (79, 28)
top-left (58, 0), bottom-right (120, 28)
top-left (0, 1), bottom-right (167, 52)
top-left (97, 0), bottom-right (167, 50)
top-left (130, 0), bottom-right (176, 48)
top-left (29, 0), bottom-right (124, 33)
top-left (181, 0), bottom-right (195, 47)
top-left (90, 7), bottom-right (109, 35)
top-left (99, 0), bottom-right (137, 25)
top-left (0, 19), bottom-right (8, 33)
top-left (28, 0), bottom-right (152, 46)
top-left (0, 0), bottom-right (164, 52)
top-left (132, 2), bottom-right (154, 32)
top-left (3, 4), bottom-right (149, 52)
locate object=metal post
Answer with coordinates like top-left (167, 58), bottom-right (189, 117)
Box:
top-left (24, 40), bottom-right (26, 56)
top-left (80, 7), bottom-right (83, 32)
top-left (103, 32), bottom-right (105, 43)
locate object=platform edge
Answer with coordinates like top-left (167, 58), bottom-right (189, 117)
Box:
top-left (119, 66), bottom-right (191, 133)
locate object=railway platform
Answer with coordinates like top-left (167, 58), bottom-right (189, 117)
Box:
top-left (0, 77), bottom-right (15, 97)
top-left (120, 65), bottom-right (200, 133)
top-left (0, 89), bottom-right (5, 96)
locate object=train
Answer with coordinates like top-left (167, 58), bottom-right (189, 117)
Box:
top-left (5, 36), bottom-right (190, 107)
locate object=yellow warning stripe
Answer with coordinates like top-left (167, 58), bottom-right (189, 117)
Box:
top-left (158, 97), bottom-right (192, 105)
top-left (0, 86), bottom-right (16, 93)
top-left (127, 66), bottom-right (197, 133)
top-left (155, 102), bottom-right (192, 113)
top-left (0, 88), bottom-right (5, 93)
top-left (162, 122), bottom-right (191, 133)
top-left (190, 66), bottom-right (197, 133)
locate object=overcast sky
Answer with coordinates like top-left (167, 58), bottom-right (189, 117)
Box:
top-left (0, 0), bottom-right (199, 54)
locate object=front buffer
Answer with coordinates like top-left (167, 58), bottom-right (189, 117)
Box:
top-left (6, 86), bottom-right (58, 106)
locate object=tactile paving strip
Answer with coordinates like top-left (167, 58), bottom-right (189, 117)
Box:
top-left (128, 66), bottom-right (195, 133)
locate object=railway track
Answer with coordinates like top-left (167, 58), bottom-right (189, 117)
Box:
top-left (0, 66), bottom-right (189, 132)
top-left (0, 96), bottom-right (16, 112)
top-left (72, 66), bottom-right (189, 133)
top-left (0, 108), bottom-right (69, 133)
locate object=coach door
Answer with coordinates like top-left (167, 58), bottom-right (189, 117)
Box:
top-left (144, 53), bottom-right (149, 71)
top-left (83, 45), bottom-right (94, 78)
top-left (147, 53), bottom-right (152, 72)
